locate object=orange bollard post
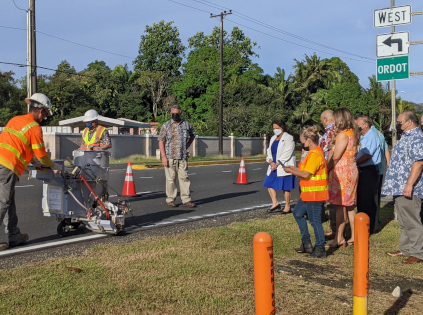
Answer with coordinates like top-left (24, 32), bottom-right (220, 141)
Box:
top-left (353, 212), bottom-right (370, 315)
top-left (253, 232), bottom-right (275, 315)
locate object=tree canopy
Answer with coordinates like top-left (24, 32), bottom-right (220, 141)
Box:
top-left (1, 20), bottom-right (413, 143)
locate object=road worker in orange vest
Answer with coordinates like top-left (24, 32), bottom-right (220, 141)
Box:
top-left (79, 109), bottom-right (111, 151)
top-left (0, 93), bottom-right (62, 251)
top-left (283, 125), bottom-right (329, 258)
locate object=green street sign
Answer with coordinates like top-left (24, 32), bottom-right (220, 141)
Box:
top-left (377, 55), bottom-right (409, 81)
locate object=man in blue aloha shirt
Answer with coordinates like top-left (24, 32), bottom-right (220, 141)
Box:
top-left (382, 111), bottom-right (423, 264)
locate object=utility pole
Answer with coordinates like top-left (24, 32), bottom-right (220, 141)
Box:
top-left (210, 10), bottom-right (232, 155)
top-left (27, 0), bottom-right (37, 103)
top-left (390, 0), bottom-right (397, 146)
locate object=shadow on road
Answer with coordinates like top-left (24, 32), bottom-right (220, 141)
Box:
top-left (127, 209), bottom-right (196, 227)
top-left (194, 190), bottom-right (260, 206)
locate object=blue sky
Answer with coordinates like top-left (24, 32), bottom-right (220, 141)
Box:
top-left (1, 0), bottom-right (422, 103)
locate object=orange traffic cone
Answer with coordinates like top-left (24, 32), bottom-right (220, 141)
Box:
top-left (122, 161), bottom-right (136, 196)
top-left (235, 157), bottom-right (249, 184)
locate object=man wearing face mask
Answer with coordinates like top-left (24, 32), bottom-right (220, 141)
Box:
top-left (80, 109), bottom-right (111, 151)
top-left (0, 93), bottom-right (61, 251)
top-left (158, 105), bottom-right (196, 208)
top-left (382, 111), bottom-right (423, 264)
top-left (355, 116), bottom-right (381, 235)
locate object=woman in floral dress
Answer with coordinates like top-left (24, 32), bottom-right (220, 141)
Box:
top-left (327, 108), bottom-right (360, 248)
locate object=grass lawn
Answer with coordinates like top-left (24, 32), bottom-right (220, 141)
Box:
top-left (109, 154), bottom-right (268, 165)
top-left (0, 203), bottom-right (422, 314)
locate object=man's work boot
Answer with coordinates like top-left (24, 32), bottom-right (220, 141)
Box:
top-left (295, 241), bottom-right (313, 254)
top-left (307, 247), bottom-right (327, 258)
top-left (8, 233), bottom-right (29, 247)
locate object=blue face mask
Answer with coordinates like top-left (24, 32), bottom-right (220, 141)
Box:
top-left (86, 122), bottom-right (93, 128)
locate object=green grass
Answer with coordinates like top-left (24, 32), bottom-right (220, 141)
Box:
top-left (109, 154), bottom-right (267, 165)
top-left (1, 203), bottom-right (421, 314)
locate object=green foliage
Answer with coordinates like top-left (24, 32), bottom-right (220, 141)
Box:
top-left (1, 24), bottom-right (401, 140)
top-left (133, 20), bottom-right (185, 77)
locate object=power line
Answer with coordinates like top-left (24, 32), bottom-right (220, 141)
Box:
top-left (36, 31), bottom-right (136, 60)
top-left (189, 0), bottom-right (373, 61)
top-left (167, 0), bottom-right (211, 14)
top-left (0, 25), bottom-right (136, 60)
top-left (225, 19), bottom-right (375, 64)
top-left (12, 0), bottom-right (27, 12)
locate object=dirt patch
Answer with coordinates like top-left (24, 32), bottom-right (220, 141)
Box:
top-left (276, 259), bottom-right (423, 293)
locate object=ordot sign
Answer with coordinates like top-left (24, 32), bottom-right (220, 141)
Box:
top-left (374, 5), bottom-right (411, 28)
top-left (377, 56), bottom-right (409, 81)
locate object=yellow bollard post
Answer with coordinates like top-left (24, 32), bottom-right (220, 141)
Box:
top-left (253, 232), bottom-right (275, 315)
top-left (353, 212), bottom-right (370, 315)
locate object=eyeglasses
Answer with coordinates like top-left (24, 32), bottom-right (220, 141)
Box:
top-left (396, 120), bottom-right (409, 125)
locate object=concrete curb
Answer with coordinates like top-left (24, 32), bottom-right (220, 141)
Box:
top-left (131, 159), bottom-right (264, 170)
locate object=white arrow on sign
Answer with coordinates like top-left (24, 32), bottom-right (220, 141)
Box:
top-left (376, 32), bottom-right (409, 58)
top-left (374, 5), bottom-right (411, 28)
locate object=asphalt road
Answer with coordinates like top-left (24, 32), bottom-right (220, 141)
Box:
top-left (0, 162), bottom-right (300, 248)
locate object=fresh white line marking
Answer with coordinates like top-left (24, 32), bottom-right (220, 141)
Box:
top-left (109, 195), bottom-right (117, 198)
top-left (222, 170), bottom-right (232, 173)
top-left (170, 218), bottom-right (189, 222)
top-left (188, 173), bottom-right (196, 175)
top-left (253, 168), bottom-right (262, 170)
top-left (136, 191), bottom-right (151, 194)
top-left (140, 177), bottom-right (153, 179)
top-left (0, 234), bottom-right (107, 257)
top-left (4, 199), bottom-right (300, 256)
top-left (15, 185), bottom-right (34, 188)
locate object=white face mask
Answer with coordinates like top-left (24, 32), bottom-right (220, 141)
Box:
top-left (273, 129), bottom-right (282, 136)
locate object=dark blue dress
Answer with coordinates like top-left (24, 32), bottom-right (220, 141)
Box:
top-left (263, 140), bottom-right (296, 191)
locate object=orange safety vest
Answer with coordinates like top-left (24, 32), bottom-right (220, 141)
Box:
top-left (82, 125), bottom-right (106, 150)
top-left (0, 114), bottom-right (49, 176)
top-left (298, 146), bottom-right (329, 202)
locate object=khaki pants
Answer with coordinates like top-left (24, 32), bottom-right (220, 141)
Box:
top-left (164, 159), bottom-right (191, 204)
top-left (394, 196), bottom-right (423, 260)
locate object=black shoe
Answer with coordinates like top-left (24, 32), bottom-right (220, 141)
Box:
top-left (307, 247), bottom-right (327, 258)
top-left (267, 204), bottom-right (281, 213)
top-left (295, 241), bottom-right (313, 254)
top-left (8, 233), bottom-right (29, 247)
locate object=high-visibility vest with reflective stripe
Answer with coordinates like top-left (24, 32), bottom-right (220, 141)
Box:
top-left (0, 114), bottom-right (49, 176)
top-left (298, 146), bottom-right (329, 202)
top-left (82, 126), bottom-right (106, 150)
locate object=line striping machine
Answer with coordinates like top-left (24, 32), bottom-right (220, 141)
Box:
top-left (31, 150), bottom-right (131, 236)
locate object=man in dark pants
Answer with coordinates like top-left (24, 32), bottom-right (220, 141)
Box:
top-left (356, 116), bottom-right (381, 234)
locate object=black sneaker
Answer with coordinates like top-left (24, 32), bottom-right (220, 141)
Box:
top-left (8, 233), bottom-right (29, 247)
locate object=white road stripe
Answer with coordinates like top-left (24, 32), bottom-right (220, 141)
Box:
top-left (222, 170), bottom-right (232, 173)
top-left (1, 199), bottom-right (300, 256)
top-left (0, 234), bottom-right (107, 257)
top-left (109, 195), bottom-right (117, 198)
top-left (140, 177), bottom-right (153, 179)
top-left (188, 173), bottom-right (196, 175)
top-left (15, 185), bottom-right (34, 188)
top-left (136, 191), bottom-right (151, 194)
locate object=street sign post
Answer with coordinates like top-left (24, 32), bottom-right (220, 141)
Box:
top-left (374, 5), bottom-right (411, 28)
top-left (376, 31), bottom-right (409, 57)
top-left (377, 56), bottom-right (409, 81)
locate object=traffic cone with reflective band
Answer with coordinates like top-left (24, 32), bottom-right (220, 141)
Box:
top-left (122, 161), bottom-right (136, 196)
top-left (235, 157), bottom-right (248, 184)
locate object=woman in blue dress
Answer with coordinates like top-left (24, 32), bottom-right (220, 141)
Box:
top-left (263, 119), bottom-right (296, 214)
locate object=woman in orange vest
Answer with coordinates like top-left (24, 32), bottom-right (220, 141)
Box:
top-left (284, 125), bottom-right (329, 258)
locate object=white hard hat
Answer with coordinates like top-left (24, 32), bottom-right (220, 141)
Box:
top-left (83, 109), bottom-right (100, 122)
top-left (25, 93), bottom-right (53, 116)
